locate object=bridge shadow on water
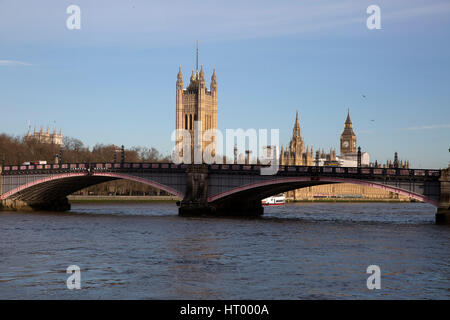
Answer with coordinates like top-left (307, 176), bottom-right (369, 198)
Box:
top-left (50, 201), bottom-right (440, 226)
top-left (0, 200), bottom-right (440, 226)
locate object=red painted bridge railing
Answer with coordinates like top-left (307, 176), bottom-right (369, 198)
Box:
top-left (1, 162), bottom-right (442, 179)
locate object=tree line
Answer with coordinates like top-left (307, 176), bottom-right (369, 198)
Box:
top-left (0, 133), bottom-right (173, 196)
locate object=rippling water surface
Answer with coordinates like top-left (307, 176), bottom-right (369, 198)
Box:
top-left (0, 202), bottom-right (449, 299)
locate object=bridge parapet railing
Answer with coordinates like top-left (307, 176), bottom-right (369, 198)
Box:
top-left (1, 163), bottom-right (88, 172)
top-left (205, 164), bottom-right (441, 179)
top-left (0, 162), bottom-right (187, 174)
top-left (88, 162), bottom-right (185, 172)
top-left (0, 163), bottom-right (442, 179)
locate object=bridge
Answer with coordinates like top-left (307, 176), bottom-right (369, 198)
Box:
top-left (1, 162), bottom-right (449, 223)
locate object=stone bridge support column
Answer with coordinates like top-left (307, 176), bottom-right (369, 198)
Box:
top-left (178, 164), bottom-right (264, 217)
top-left (0, 165), bottom-right (2, 198)
top-left (179, 164), bottom-right (213, 216)
top-left (436, 167), bottom-right (450, 224)
top-left (0, 166), bottom-right (3, 210)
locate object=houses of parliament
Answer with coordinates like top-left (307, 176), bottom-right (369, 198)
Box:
top-left (279, 110), bottom-right (409, 201)
top-left (175, 64), bottom-right (217, 162)
top-left (175, 62), bottom-right (411, 201)
top-left (25, 127), bottom-right (63, 146)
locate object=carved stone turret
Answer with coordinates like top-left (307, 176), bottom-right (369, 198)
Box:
top-left (210, 67), bottom-right (217, 92)
top-left (176, 65), bottom-right (183, 90)
top-left (176, 62), bottom-right (217, 163)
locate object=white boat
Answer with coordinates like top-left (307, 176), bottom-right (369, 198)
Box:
top-left (261, 194), bottom-right (285, 206)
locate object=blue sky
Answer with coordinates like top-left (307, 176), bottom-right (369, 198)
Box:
top-left (0, 0), bottom-right (449, 168)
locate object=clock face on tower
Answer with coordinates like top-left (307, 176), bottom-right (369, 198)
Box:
top-left (343, 141), bottom-right (349, 148)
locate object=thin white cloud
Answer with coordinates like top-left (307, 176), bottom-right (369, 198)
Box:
top-left (407, 124), bottom-right (450, 131)
top-left (0, 60), bottom-right (32, 66)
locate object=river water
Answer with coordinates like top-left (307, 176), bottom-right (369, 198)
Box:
top-left (0, 202), bottom-right (449, 299)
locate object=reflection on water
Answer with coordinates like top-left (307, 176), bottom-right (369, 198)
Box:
top-left (0, 202), bottom-right (449, 299)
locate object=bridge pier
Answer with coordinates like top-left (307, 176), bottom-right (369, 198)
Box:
top-left (436, 167), bottom-right (450, 224)
top-left (178, 165), bottom-right (214, 216)
top-left (0, 166), bottom-right (2, 197)
top-left (178, 164), bottom-right (264, 217)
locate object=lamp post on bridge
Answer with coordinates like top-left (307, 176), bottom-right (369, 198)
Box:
top-left (245, 150), bottom-right (252, 165)
top-left (394, 152), bottom-right (399, 168)
top-left (357, 146), bottom-right (362, 168)
top-left (113, 145), bottom-right (122, 163)
top-left (59, 148), bottom-right (63, 164)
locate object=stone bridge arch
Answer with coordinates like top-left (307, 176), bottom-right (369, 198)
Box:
top-left (0, 172), bottom-right (185, 211)
top-left (206, 176), bottom-right (440, 216)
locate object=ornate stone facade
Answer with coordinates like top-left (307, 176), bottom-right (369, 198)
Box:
top-left (175, 65), bottom-right (217, 162)
top-left (172, 60), bottom-right (411, 201)
top-left (25, 127), bottom-right (63, 145)
top-left (340, 110), bottom-right (357, 155)
top-left (293, 183), bottom-right (409, 201)
top-left (280, 111), bottom-right (337, 166)
top-left (280, 110), bottom-right (409, 201)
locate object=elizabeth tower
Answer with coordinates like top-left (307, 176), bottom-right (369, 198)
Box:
top-left (340, 110), bottom-right (357, 155)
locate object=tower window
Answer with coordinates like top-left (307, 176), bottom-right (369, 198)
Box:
top-left (185, 114), bottom-right (188, 130)
top-left (189, 114), bottom-right (192, 130)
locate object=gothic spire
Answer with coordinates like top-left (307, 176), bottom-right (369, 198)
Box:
top-left (211, 67), bottom-right (217, 92)
top-left (200, 64), bottom-right (205, 80)
top-left (177, 65), bottom-right (183, 89)
top-left (293, 110), bottom-right (301, 137)
top-left (196, 40), bottom-right (199, 72)
top-left (345, 108), bottom-right (352, 126)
